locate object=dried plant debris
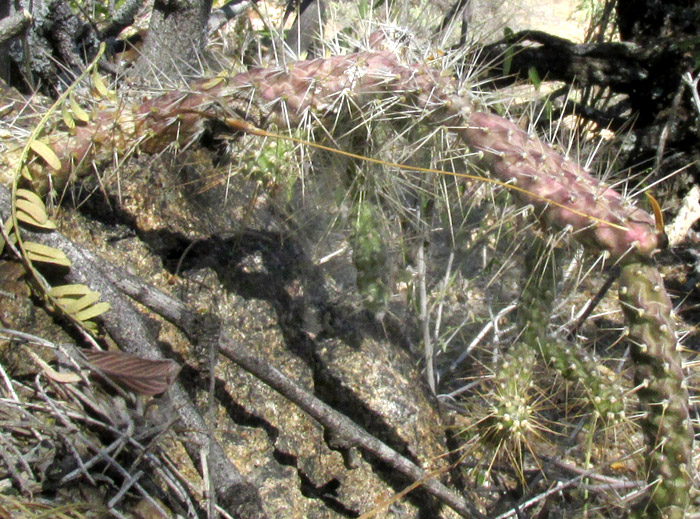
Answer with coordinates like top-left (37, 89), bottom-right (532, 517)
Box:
top-left (0, 329), bottom-right (185, 517)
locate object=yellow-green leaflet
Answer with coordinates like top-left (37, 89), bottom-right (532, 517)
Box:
top-left (92, 69), bottom-right (115, 99)
top-left (49, 284), bottom-right (94, 297)
top-left (0, 218), bottom-right (15, 254)
top-left (69, 92), bottom-right (90, 122)
top-left (15, 189), bottom-right (55, 229)
top-left (29, 140), bottom-right (62, 171)
top-left (23, 241), bottom-right (71, 267)
top-left (73, 301), bottom-right (111, 322)
top-left (57, 291), bottom-right (102, 314)
top-left (62, 101), bottom-right (76, 130)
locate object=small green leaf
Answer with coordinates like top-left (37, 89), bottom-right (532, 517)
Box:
top-left (69, 92), bottom-right (90, 123)
top-left (29, 140), bottom-right (62, 171)
top-left (23, 241), bottom-right (71, 267)
top-left (25, 250), bottom-right (71, 267)
top-left (91, 69), bottom-right (115, 99)
top-left (81, 320), bottom-right (99, 333)
top-left (17, 188), bottom-right (45, 207)
top-left (359, 0), bottom-right (368, 18)
top-left (23, 241), bottom-right (63, 257)
top-left (16, 202), bottom-right (56, 229)
top-left (58, 291), bottom-right (102, 314)
top-left (73, 301), bottom-right (111, 322)
top-left (528, 66), bottom-right (542, 90)
top-left (15, 199), bottom-right (48, 224)
top-left (0, 218), bottom-right (15, 255)
top-left (503, 27), bottom-right (515, 76)
top-left (15, 190), bottom-right (50, 225)
top-left (62, 102), bottom-right (76, 130)
top-left (49, 284), bottom-right (92, 297)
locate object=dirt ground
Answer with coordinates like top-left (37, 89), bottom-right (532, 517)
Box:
top-left (496, 0), bottom-right (588, 41)
top-left (247, 0), bottom-right (589, 43)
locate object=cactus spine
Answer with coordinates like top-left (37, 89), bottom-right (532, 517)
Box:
top-left (0, 48), bottom-right (671, 267)
top-left (478, 241), bottom-right (554, 469)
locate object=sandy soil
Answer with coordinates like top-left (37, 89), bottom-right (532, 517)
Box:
top-left (498, 0), bottom-right (588, 41)
top-left (247, 0), bottom-right (589, 43)
top-left (466, 0), bottom-right (588, 42)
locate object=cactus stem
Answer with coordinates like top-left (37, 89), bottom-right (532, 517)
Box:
top-left (618, 261), bottom-right (692, 518)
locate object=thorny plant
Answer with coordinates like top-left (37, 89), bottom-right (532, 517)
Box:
top-left (0, 2), bottom-right (697, 518)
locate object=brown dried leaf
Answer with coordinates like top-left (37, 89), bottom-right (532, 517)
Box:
top-left (82, 349), bottom-right (181, 396)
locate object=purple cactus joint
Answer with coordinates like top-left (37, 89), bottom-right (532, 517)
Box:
top-left (460, 112), bottom-right (664, 263)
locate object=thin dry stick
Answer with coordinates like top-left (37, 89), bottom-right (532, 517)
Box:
top-left (417, 237), bottom-right (435, 394)
top-left (433, 250), bottom-right (455, 345)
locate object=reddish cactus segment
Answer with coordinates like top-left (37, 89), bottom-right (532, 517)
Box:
top-left (1, 42), bottom-right (689, 518)
top-left (460, 112), bottom-right (661, 263)
top-left (239, 53), bottom-right (662, 262)
top-left (4, 49), bottom-right (663, 266)
top-left (236, 50), bottom-right (456, 123)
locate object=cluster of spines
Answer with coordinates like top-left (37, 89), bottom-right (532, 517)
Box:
top-left (456, 112), bottom-right (662, 263)
top-left (538, 339), bottom-right (626, 422)
top-left (517, 242), bottom-right (626, 422)
top-left (236, 51), bottom-right (664, 264)
top-left (477, 340), bottom-right (539, 482)
top-left (473, 242), bottom-right (550, 479)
